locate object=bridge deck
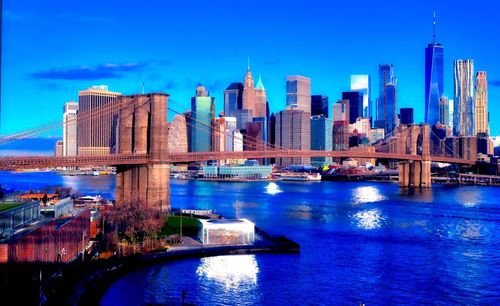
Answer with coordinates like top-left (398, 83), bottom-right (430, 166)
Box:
top-left (0, 151), bottom-right (475, 169)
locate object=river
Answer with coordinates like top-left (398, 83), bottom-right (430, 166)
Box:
top-left (1, 172), bottom-right (499, 305)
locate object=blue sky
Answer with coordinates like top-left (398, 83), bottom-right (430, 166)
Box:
top-left (2, 0), bottom-right (500, 136)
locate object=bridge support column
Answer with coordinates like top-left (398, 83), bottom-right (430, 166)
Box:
top-left (115, 93), bottom-right (170, 212)
top-left (398, 160), bottom-right (431, 188)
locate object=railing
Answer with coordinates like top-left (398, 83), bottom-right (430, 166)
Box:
top-left (0, 150), bottom-right (475, 170)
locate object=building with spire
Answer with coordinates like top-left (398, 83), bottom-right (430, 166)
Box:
top-left (453, 59), bottom-right (475, 136)
top-left (242, 60), bottom-right (256, 118)
top-left (475, 71), bottom-right (489, 135)
top-left (254, 75), bottom-right (267, 119)
top-left (425, 12), bottom-right (444, 126)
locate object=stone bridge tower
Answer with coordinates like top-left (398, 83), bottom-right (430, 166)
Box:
top-left (393, 124), bottom-right (432, 188)
top-left (115, 93), bottom-right (170, 211)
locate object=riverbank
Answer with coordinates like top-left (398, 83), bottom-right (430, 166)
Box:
top-left (44, 226), bottom-right (299, 305)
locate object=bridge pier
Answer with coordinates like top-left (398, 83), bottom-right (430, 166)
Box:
top-left (115, 93), bottom-right (170, 212)
top-left (398, 160), bottom-right (431, 188)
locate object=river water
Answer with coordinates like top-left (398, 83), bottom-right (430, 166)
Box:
top-left (1, 172), bottom-right (499, 305)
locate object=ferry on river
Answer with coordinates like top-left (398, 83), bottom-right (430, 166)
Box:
top-left (279, 172), bottom-right (322, 181)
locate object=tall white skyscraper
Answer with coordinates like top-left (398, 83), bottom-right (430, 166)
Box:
top-left (350, 75), bottom-right (371, 121)
top-left (63, 101), bottom-right (78, 156)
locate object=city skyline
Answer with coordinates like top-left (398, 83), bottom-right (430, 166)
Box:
top-left (2, 1), bottom-right (500, 135)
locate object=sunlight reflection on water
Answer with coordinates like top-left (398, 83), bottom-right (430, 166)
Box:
top-left (352, 186), bottom-right (386, 204)
top-left (196, 255), bottom-right (259, 290)
top-left (351, 208), bottom-right (386, 230)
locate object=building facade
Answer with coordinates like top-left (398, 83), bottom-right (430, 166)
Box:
top-left (376, 64), bottom-right (395, 129)
top-left (254, 75), bottom-right (267, 119)
top-left (384, 84), bottom-right (398, 135)
top-left (242, 66), bottom-right (256, 118)
top-left (63, 101), bottom-right (78, 156)
top-left (275, 109), bottom-right (311, 166)
top-left (400, 108), bottom-right (414, 125)
top-left (424, 13), bottom-right (444, 125)
top-left (224, 82), bottom-right (243, 117)
top-left (333, 99), bottom-right (349, 122)
top-left (475, 71), bottom-right (489, 135)
top-left (190, 85), bottom-right (215, 152)
top-left (310, 116), bottom-right (332, 167)
top-left (311, 95), bottom-right (329, 117)
top-left (342, 91), bottom-right (363, 124)
top-left (286, 75), bottom-right (312, 113)
top-left (453, 59), bottom-right (475, 136)
top-left (439, 96), bottom-right (450, 127)
top-left (167, 114), bottom-right (189, 153)
top-left (350, 75), bottom-right (371, 120)
top-left (77, 85), bottom-right (121, 155)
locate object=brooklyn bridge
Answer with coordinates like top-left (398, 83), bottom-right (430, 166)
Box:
top-left (0, 93), bottom-right (475, 211)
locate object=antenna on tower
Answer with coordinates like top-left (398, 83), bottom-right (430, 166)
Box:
top-left (142, 82), bottom-right (145, 94)
top-left (433, 11), bottom-right (436, 44)
top-left (247, 57), bottom-right (250, 70)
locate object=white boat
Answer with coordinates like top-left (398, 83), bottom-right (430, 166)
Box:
top-left (280, 172), bottom-right (322, 181)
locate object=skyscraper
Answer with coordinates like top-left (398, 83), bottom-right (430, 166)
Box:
top-left (254, 75), bottom-right (267, 119)
top-left (453, 59), bottom-right (475, 136)
top-left (242, 64), bottom-right (256, 118)
top-left (332, 99), bottom-right (349, 151)
top-left (342, 91), bottom-right (363, 124)
top-left (167, 114), bottom-right (189, 153)
top-left (384, 84), bottom-right (397, 134)
top-left (376, 64), bottom-right (396, 132)
top-left (275, 109), bottom-right (310, 166)
top-left (311, 95), bottom-right (329, 117)
top-left (332, 99), bottom-right (349, 122)
top-left (63, 101), bottom-right (78, 156)
top-left (400, 108), bottom-right (414, 125)
top-left (224, 82), bottom-right (243, 117)
top-left (475, 71), bottom-right (489, 135)
top-left (190, 84), bottom-right (215, 152)
top-left (286, 75), bottom-right (312, 113)
top-left (350, 75), bottom-right (371, 121)
top-left (439, 96), bottom-right (450, 127)
top-left (77, 85), bottom-right (121, 155)
top-left (310, 116), bottom-right (332, 167)
top-left (424, 12), bottom-right (444, 125)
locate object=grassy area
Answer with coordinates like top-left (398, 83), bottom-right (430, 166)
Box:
top-left (0, 202), bottom-right (22, 212)
top-left (160, 216), bottom-right (200, 237)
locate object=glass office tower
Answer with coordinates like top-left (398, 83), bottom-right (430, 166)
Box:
top-left (424, 13), bottom-right (444, 125)
top-left (350, 75), bottom-right (371, 121)
top-left (191, 85), bottom-right (215, 152)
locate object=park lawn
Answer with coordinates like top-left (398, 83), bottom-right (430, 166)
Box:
top-left (0, 203), bottom-right (22, 212)
top-left (161, 216), bottom-right (200, 237)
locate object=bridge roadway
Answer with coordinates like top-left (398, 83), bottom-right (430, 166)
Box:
top-left (0, 150), bottom-right (475, 169)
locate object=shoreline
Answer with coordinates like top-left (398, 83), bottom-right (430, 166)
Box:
top-left (46, 227), bottom-right (299, 305)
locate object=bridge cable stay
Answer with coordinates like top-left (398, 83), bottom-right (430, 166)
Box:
top-left (167, 98), bottom-right (290, 152)
top-left (0, 98), bottom-right (131, 145)
top-left (167, 103), bottom-right (290, 156)
top-left (429, 129), bottom-right (459, 159)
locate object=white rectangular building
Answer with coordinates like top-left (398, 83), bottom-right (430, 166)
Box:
top-left (198, 219), bottom-right (255, 245)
